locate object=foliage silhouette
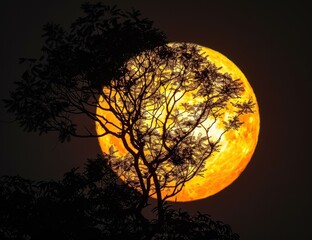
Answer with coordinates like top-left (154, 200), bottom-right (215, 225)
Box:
top-left (4, 2), bottom-right (166, 142)
top-left (0, 155), bottom-right (239, 240)
top-left (2, 2), bottom-right (247, 238)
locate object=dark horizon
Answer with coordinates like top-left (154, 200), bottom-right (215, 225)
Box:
top-left (1, 1), bottom-right (311, 239)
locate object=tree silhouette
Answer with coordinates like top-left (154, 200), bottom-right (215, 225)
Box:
top-left (0, 156), bottom-right (239, 240)
top-left (94, 42), bottom-right (254, 223)
top-left (3, 2), bottom-right (248, 239)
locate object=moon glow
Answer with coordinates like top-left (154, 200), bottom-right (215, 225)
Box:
top-left (96, 43), bottom-right (260, 202)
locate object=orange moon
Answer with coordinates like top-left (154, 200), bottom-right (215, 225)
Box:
top-left (96, 43), bottom-right (260, 202)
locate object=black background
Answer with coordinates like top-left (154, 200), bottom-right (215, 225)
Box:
top-left (1, 1), bottom-right (311, 239)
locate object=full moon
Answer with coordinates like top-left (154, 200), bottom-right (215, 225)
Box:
top-left (96, 43), bottom-right (260, 202)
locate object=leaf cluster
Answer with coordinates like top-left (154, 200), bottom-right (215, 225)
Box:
top-left (4, 2), bottom-right (166, 142)
top-left (0, 155), bottom-right (239, 240)
top-left (153, 209), bottom-right (239, 240)
top-left (0, 155), bottom-right (142, 240)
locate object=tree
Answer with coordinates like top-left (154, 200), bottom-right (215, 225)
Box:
top-left (95, 42), bottom-right (254, 223)
top-left (4, 2), bottom-right (251, 238)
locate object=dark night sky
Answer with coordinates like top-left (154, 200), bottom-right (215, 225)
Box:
top-left (0, 1), bottom-right (311, 239)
